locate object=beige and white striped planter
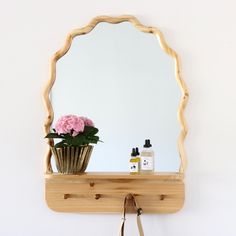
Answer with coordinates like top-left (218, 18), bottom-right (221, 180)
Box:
top-left (51, 145), bottom-right (93, 174)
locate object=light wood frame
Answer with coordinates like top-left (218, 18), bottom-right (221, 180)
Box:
top-left (43, 15), bottom-right (189, 213)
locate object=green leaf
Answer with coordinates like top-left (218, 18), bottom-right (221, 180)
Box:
top-left (83, 126), bottom-right (99, 136)
top-left (86, 135), bottom-right (100, 144)
top-left (65, 137), bottom-right (73, 146)
top-left (45, 133), bottom-right (63, 139)
top-left (71, 135), bottom-right (86, 146)
top-left (48, 127), bottom-right (101, 146)
top-left (63, 133), bottom-right (72, 139)
top-left (91, 135), bottom-right (99, 141)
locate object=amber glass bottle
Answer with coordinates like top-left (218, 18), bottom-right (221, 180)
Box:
top-left (129, 148), bottom-right (140, 174)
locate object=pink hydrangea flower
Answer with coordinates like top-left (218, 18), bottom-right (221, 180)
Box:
top-left (55, 115), bottom-right (85, 136)
top-left (80, 116), bottom-right (94, 127)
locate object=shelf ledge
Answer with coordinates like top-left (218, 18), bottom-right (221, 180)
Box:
top-left (45, 171), bottom-right (185, 213)
top-left (45, 172), bottom-right (183, 180)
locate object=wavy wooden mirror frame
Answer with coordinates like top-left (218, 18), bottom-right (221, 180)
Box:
top-left (43, 15), bottom-right (189, 213)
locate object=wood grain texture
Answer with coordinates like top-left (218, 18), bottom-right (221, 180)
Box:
top-left (45, 172), bottom-right (183, 180)
top-left (43, 15), bottom-right (188, 175)
top-left (45, 172), bottom-right (185, 213)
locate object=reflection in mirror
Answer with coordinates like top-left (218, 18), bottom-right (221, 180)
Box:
top-left (51, 22), bottom-right (181, 172)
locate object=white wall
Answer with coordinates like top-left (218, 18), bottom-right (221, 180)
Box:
top-left (0, 0), bottom-right (236, 235)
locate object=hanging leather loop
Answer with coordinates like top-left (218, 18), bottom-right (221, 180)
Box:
top-left (119, 194), bottom-right (144, 236)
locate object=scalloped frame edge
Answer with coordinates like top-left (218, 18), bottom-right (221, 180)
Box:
top-left (43, 15), bottom-right (189, 177)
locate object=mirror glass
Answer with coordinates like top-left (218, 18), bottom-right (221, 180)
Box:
top-left (51, 22), bottom-right (181, 172)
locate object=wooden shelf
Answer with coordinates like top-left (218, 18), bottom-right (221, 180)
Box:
top-left (45, 172), bottom-right (185, 213)
top-left (45, 172), bottom-right (183, 180)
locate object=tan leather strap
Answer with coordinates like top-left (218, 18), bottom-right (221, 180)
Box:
top-left (119, 194), bottom-right (144, 236)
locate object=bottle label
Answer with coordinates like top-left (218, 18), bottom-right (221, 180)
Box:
top-left (141, 156), bottom-right (154, 170)
top-left (129, 162), bottom-right (139, 173)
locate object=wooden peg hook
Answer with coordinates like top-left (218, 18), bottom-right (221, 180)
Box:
top-left (95, 194), bottom-right (101, 200)
top-left (160, 194), bottom-right (165, 201)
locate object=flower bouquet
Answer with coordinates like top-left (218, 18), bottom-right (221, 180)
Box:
top-left (45, 115), bottom-right (100, 174)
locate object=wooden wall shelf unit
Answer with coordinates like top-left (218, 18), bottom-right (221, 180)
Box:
top-left (45, 172), bottom-right (184, 213)
top-left (43, 15), bottom-right (188, 214)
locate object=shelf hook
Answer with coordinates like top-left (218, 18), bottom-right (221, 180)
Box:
top-left (95, 194), bottom-right (101, 200)
top-left (160, 194), bottom-right (165, 200)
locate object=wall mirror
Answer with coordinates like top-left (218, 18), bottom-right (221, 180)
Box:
top-left (44, 16), bottom-right (188, 174)
top-left (43, 16), bottom-right (188, 213)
